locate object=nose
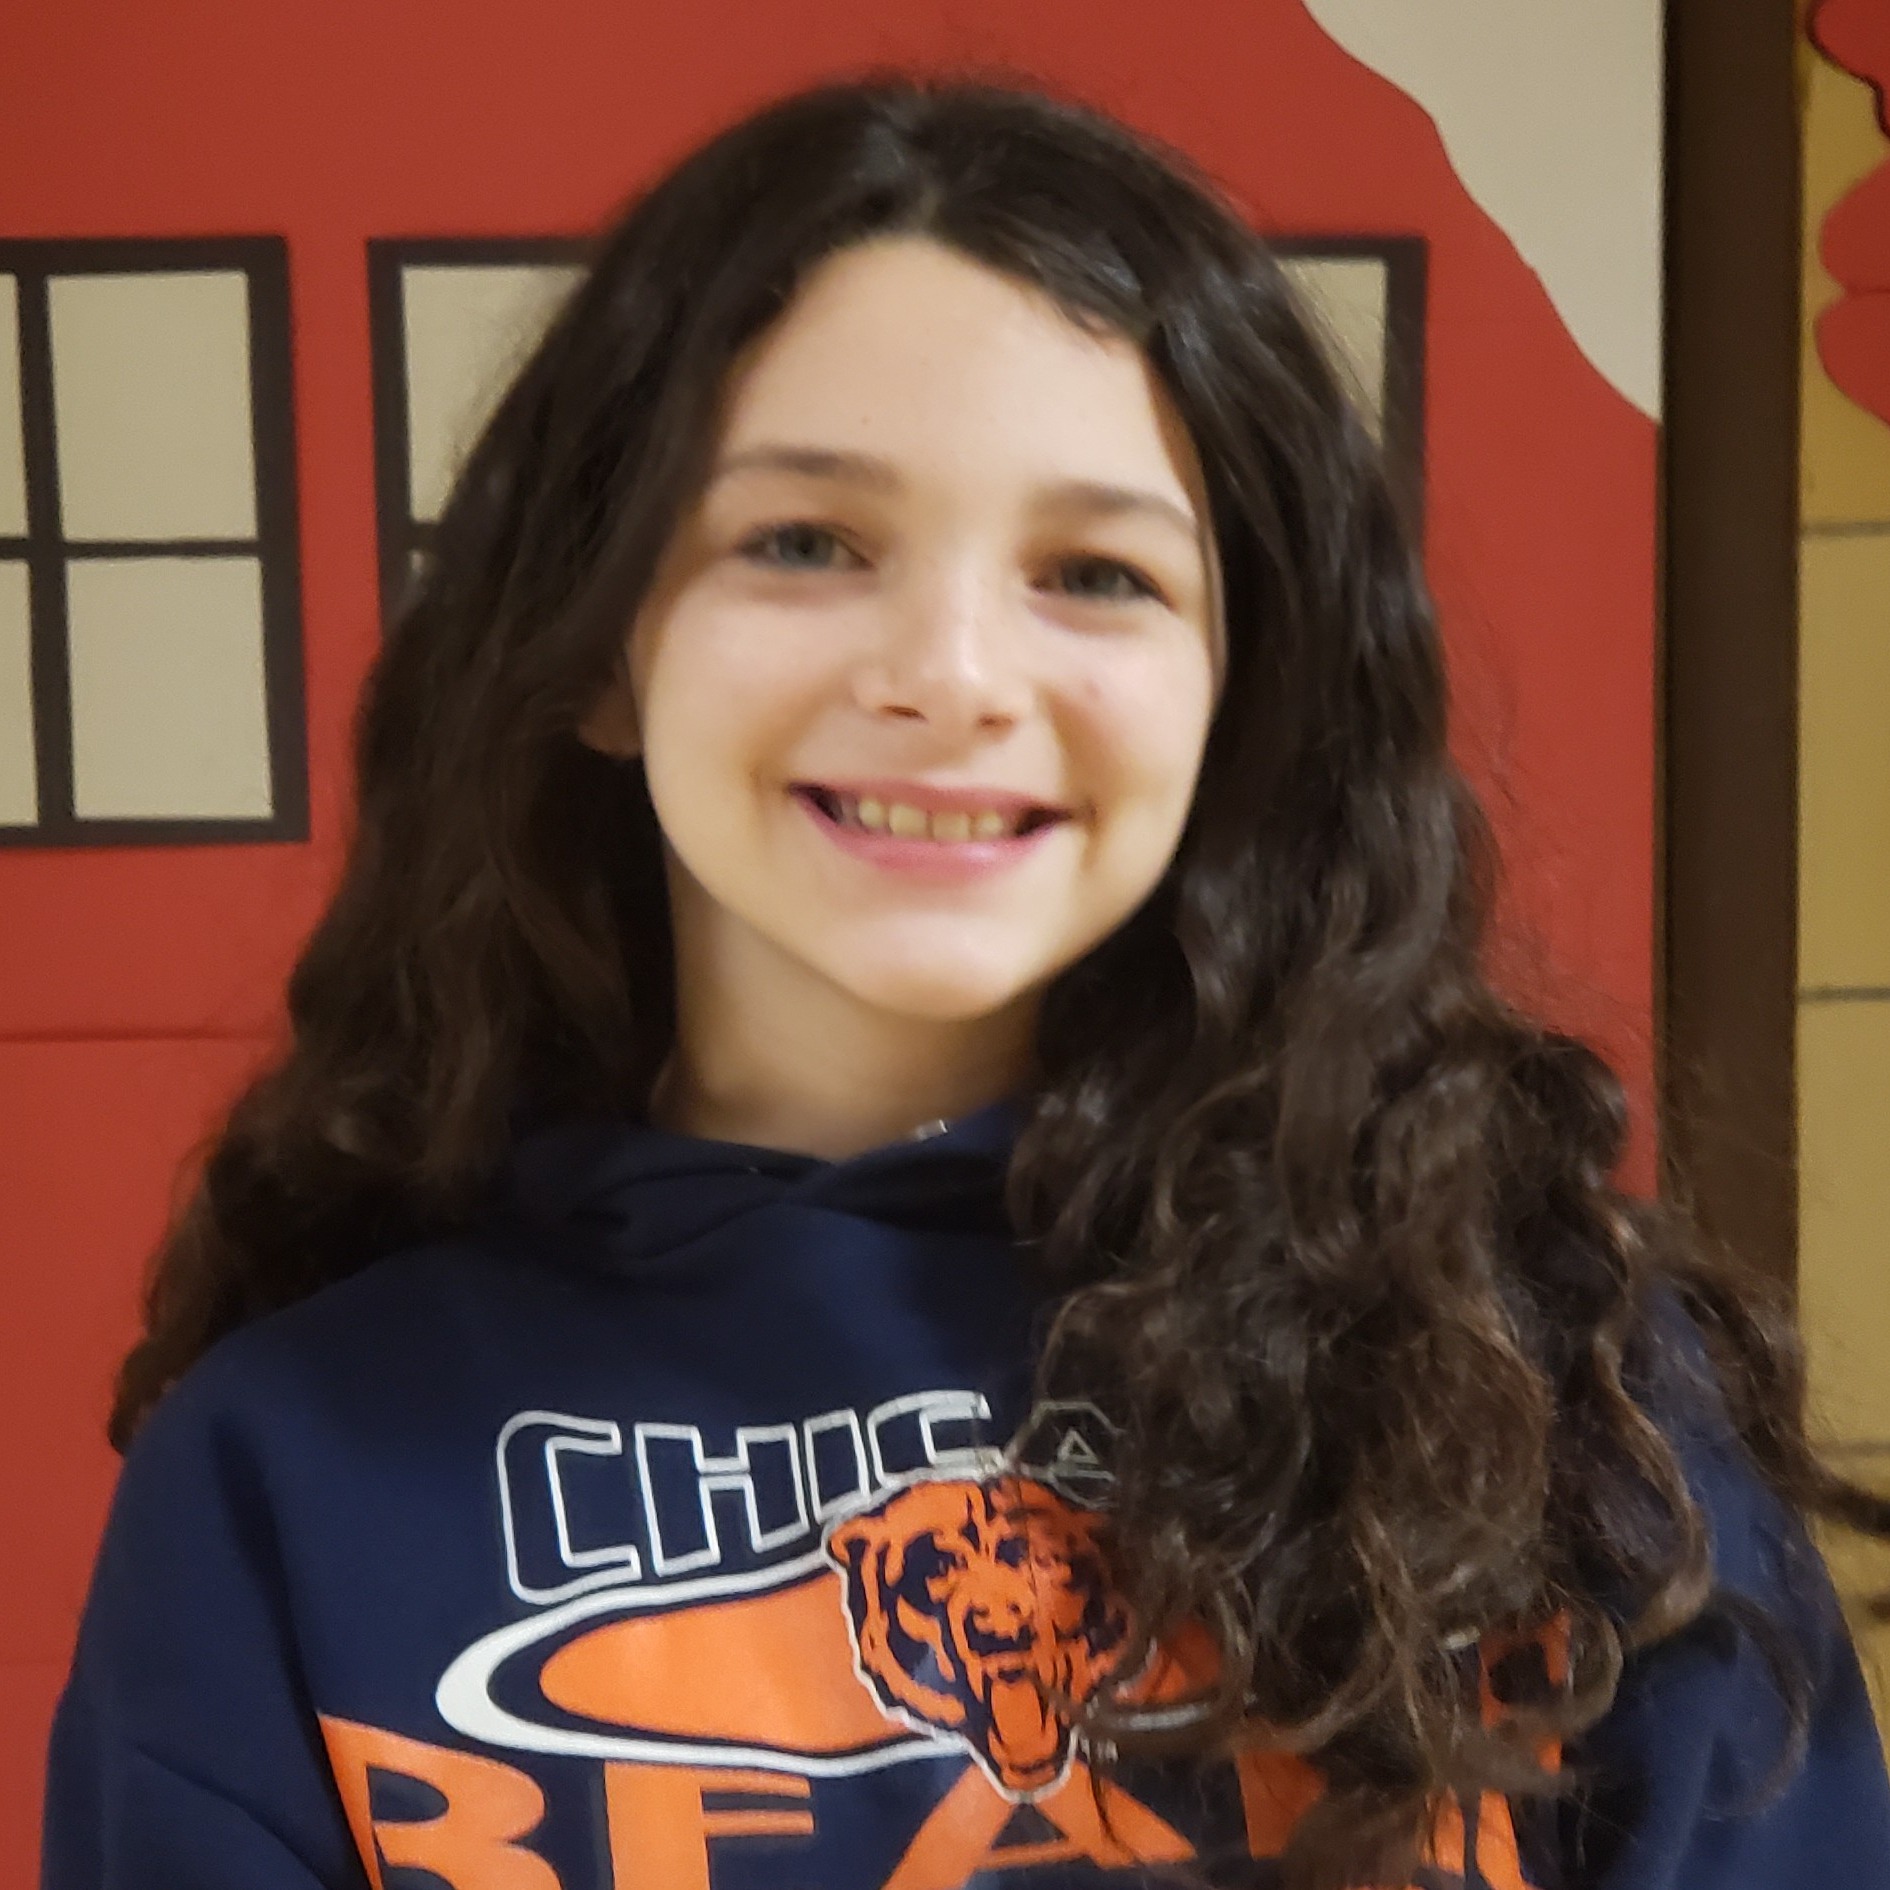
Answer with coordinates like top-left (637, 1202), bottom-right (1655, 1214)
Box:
top-left (853, 558), bottom-right (1034, 739)
top-left (968, 1593), bottom-right (1030, 1638)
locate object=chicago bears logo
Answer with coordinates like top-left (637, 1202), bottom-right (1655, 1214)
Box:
top-left (823, 1475), bottom-right (1132, 1798)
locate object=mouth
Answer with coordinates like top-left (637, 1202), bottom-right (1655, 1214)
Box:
top-left (790, 784), bottom-right (1069, 845)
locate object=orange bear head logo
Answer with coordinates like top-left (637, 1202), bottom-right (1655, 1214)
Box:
top-left (823, 1476), bottom-right (1132, 1797)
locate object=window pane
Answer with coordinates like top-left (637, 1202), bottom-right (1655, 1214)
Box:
top-left (50, 271), bottom-right (258, 542)
top-left (0, 276), bottom-right (24, 538)
top-left (1283, 255), bottom-right (1391, 438)
top-left (403, 262), bottom-right (580, 525)
top-left (0, 560), bottom-right (33, 824)
top-left (67, 555), bottom-right (271, 820)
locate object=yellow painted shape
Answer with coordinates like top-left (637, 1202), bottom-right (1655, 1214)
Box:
top-left (1800, 36), bottom-right (1890, 526)
top-left (1799, 530), bottom-right (1890, 989)
top-left (1799, 1000), bottom-right (1890, 1446)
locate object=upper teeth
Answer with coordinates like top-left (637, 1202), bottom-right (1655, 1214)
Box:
top-left (834, 793), bottom-right (1032, 841)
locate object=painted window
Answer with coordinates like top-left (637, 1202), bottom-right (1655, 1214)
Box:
top-left (366, 234), bottom-right (1425, 630)
top-left (368, 239), bottom-right (586, 628)
top-left (1276, 236), bottom-right (1428, 490)
top-left (0, 237), bottom-right (306, 847)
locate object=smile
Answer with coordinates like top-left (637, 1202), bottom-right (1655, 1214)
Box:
top-left (798, 785), bottom-right (1063, 843)
top-left (789, 784), bottom-right (1068, 880)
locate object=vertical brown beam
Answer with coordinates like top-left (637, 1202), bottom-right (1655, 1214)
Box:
top-left (1660, 0), bottom-right (1803, 1290)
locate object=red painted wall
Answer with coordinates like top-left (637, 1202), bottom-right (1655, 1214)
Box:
top-left (0, 2), bottom-right (1657, 1876)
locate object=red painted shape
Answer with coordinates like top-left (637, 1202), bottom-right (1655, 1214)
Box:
top-left (0, 1035), bottom-right (269, 1876)
top-left (0, 5), bottom-right (1660, 1882)
top-left (1815, 0), bottom-right (1890, 137)
top-left (1812, 0), bottom-right (1890, 428)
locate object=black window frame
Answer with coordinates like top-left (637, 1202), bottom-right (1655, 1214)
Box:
top-left (0, 234), bottom-right (308, 850)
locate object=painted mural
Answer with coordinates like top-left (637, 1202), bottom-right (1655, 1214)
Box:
top-left (0, 3), bottom-right (1663, 1878)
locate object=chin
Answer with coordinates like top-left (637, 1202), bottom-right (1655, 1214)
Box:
top-left (830, 960), bottom-right (1040, 1024)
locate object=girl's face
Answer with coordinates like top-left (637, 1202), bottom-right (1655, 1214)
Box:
top-left (583, 235), bottom-right (1221, 1064)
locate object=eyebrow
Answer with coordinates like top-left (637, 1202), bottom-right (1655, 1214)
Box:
top-left (708, 443), bottom-right (1203, 542)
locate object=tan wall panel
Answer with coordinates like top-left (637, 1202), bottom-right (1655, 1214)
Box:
top-left (1797, 17), bottom-right (1890, 1761)
top-left (1799, 999), bottom-right (1890, 1445)
top-left (1816, 1507), bottom-right (1890, 1743)
top-left (1799, 529), bottom-right (1890, 989)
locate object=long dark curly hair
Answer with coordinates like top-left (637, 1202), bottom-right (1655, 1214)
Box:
top-left (111, 70), bottom-right (1888, 1889)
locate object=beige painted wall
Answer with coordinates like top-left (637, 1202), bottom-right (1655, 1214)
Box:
top-left (1303, 0), bottom-right (1664, 416)
top-left (1796, 18), bottom-right (1890, 1733)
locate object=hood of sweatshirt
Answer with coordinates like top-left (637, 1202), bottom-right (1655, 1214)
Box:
top-left (497, 1094), bottom-right (1026, 1269)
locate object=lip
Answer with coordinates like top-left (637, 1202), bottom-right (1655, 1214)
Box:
top-left (789, 785), bottom-right (1067, 882)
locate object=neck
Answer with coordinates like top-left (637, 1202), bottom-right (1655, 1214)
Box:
top-left (654, 909), bottom-right (1039, 1163)
top-left (648, 1054), bottom-right (1023, 1161)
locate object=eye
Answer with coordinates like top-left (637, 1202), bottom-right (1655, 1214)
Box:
top-left (736, 521), bottom-right (861, 572)
top-left (1050, 554), bottom-right (1165, 605)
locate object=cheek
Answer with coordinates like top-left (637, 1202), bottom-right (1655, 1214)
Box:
top-left (637, 608), bottom-right (806, 809)
top-left (1068, 652), bottom-right (1215, 817)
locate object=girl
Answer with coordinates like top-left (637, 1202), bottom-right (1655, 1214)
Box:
top-left (41, 72), bottom-right (1890, 1890)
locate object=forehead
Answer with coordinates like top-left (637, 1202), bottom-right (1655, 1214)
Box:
top-left (711, 236), bottom-right (1205, 507)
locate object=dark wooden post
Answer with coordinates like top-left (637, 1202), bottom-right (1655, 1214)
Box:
top-left (1659, 0), bottom-right (1804, 1289)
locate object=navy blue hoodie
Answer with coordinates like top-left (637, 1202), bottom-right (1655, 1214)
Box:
top-left (41, 1099), bottom-right (1890, 1888)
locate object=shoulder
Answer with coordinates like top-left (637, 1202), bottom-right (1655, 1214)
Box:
top-left (121, 1233), bottom-right (559, 1490)
top-left (89, 1233), bottom-right (583, 1638)
top-left (1544, 1286), bottom-right (1890, 1886)
top-left (1608, 1282), bottom-right (1839, 1661)
top-left (1623, 1285), bottom-right (1819, 1606)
